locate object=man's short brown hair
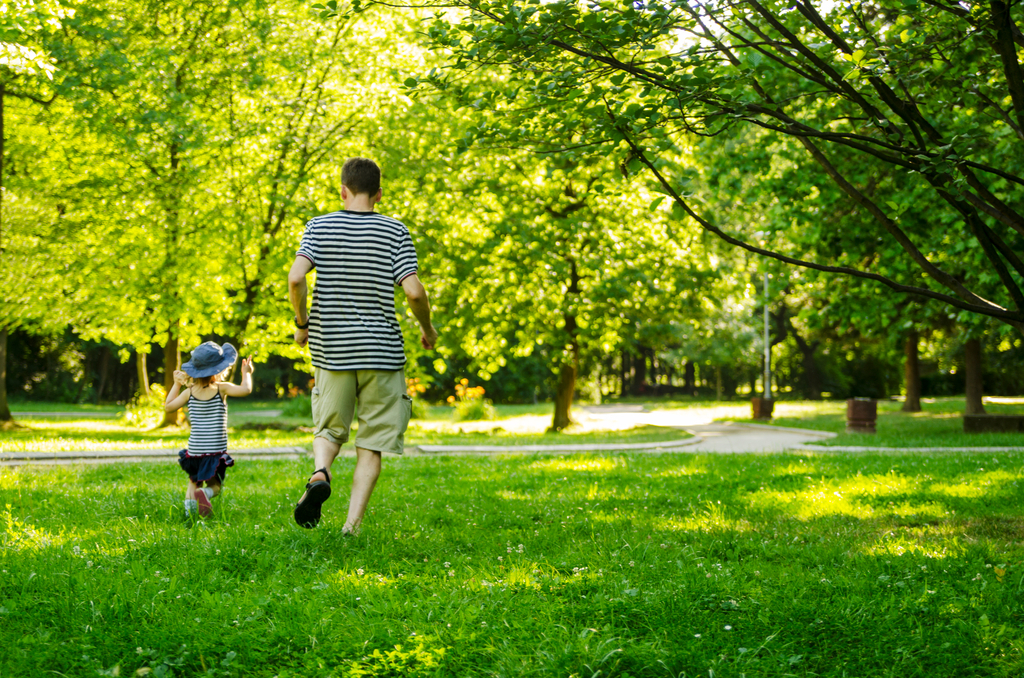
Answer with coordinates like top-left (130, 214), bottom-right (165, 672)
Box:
top-left (342, 157), bottom-right (381, 197)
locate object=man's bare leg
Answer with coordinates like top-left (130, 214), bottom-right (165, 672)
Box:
top-left (301, 436), bottom-right (341, 498)
top-left (343, 446), bottom-right (381, 534)
top-left (294, 436), bottom-right (342, 527)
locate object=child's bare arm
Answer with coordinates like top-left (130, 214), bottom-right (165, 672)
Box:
top-left (164, 370), bottom-right (191, 412)
top-left (221, 357), bottom-right (254, 398)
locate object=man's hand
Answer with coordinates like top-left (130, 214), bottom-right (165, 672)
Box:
top-left (241, 357), bottom-right (254, 375)
top-left (421, 326), bottom-right (438, 350)
top-left (173, 370), bottom-right (189, 386)
top-left (295, 328), bottom-right (309, 348)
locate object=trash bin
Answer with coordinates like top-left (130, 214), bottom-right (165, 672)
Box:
top-left (751, 397), bottom-right (774, 420)
top-left (846, 398), bottom-right (877, 434)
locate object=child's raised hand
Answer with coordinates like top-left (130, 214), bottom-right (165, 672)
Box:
top-left (241, 357), bottom-right (254, 376)
top-left (173, 370), bottom-right (189, 386)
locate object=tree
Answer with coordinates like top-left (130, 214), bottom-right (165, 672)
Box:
top-left (45, 0), bottom-right (438, 422)
top-left (0, 0), bottom-right (73, 424)
top-left (417, 152), bottom-right (714, 429)
top-left (382, 0), bottom-right (1024, 333)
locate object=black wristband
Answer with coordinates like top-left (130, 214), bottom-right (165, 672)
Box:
top-left (295, 316), bottom-right (310, 330)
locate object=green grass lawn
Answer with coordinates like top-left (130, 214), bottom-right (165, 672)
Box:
top-left (0, 410), bottom-right (688, 454)
top-left (408, 425), bottom-right (690, 447)
top-left (5, 396), bottom-right (1023, 452)
top-left (7, 401), bottom-right (123, 414)
top-left (723, 398), bottom-right (1024, 448)
top-left (3, 451), bottom-right (1024, 676)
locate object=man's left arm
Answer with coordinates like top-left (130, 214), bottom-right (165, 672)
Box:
top-left (289, 257), bottom-right (314, 347)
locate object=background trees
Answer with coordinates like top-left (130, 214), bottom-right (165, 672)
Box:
top-left (407, 0), bottom-right (1024, 329)
top-left (3, 0), bottom-right (1023, 416)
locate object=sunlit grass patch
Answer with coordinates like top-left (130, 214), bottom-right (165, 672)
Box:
top-left (653, 505), bottom-right (754, 535)
top-left (861, 537), bottom-right (958, 559)
top-left (771, 461), bottom-right (817, 476)
top-left (652, 460), bottom-right (709, 478)
top-left (527, 456), bottom-right (625, 473)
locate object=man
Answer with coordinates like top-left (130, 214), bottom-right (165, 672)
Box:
top-left (288, 157), bottom-right (438, 532)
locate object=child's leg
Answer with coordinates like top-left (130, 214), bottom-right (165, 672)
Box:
top-left (184, 478), bottom-right (200, 516)
top-left (205, 481), bottom-right (222, 498)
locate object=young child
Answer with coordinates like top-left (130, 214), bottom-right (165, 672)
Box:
top-left (164, 341), bottom-right (254, 518)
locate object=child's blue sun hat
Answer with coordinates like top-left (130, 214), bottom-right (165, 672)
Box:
top-left (182, 341), bottom-right (238, 378)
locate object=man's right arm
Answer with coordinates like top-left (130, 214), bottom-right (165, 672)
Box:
top-left (400, 274), bottom-right (438, 350)
top-left (289, 256), bottom-right (314, 347)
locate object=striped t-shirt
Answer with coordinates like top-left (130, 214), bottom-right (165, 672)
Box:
top-left (296, 210), bottom-right (419, 371)
top-left (187, 390), bottom-right (228, 454)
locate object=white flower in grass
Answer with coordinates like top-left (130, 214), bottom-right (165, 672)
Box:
top-left (498, 556), bottom-right (504, 562)
top-left (724, 625), bottom-right (732, 631)
top-left (357, 568), bottom-right (365, 576)
top-left (444, 562), bottom-right (451, 568)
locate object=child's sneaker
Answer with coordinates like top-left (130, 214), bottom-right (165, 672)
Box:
top-left (196, 489), bottom-right (212, 516)
top-left (184, 498), bottom-right (198, 518)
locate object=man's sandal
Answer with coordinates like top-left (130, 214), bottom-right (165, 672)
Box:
top-left (294, 467), bottom-right (332, 528)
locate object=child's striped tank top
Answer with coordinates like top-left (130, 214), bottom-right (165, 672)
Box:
top-left (187, 389), bottom-right (228, 454)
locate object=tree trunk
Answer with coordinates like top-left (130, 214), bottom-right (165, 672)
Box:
top-left (619, 349), bottom-right (628, 397)
top-left (684, 361), bottom-right (695, 394)
top-left (94, 345), bottom-right (111, 404)
top-left (550, 362), bottom-right (577, 431)
top-left (136, 349), bottom-right (150, 397)
top-left (632, 347), bottom-right (647, 394)
top-left (715, 365), bottom-right (722, 401)
top-left (791, 330), bottom-right (822, 400)
top-left (551, 259), bottom-right (580, 431)
top-left (160, 325), bottom-right (181, 427)
top-left (964, 337), bottom-right (986, 415)
top-left (0, 328), bottom-right (12, 423)
top-left (901, 331), bottom-right (922, 413)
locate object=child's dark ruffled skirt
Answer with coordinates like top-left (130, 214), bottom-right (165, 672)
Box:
top-left (178, 449), bottom-right (234, 484)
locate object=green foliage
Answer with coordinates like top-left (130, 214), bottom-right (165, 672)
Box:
top-left (280, 394), bottom-right (312, 419)
top-left (345, 638), bottom-right (446, 678)
top-left (407, 0), bottom-right (1024, 331)
top-left (409, 397), bottom-right (429, 421)
top-left (449, 380), bottom-right (496, 421)
top-left (119, 384), bottom-right (167, 429)
top-left (453, 397), bottom-right (495, 422)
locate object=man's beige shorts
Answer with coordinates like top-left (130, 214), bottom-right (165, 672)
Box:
top-left (311, 368), bottom-right (412, 454)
